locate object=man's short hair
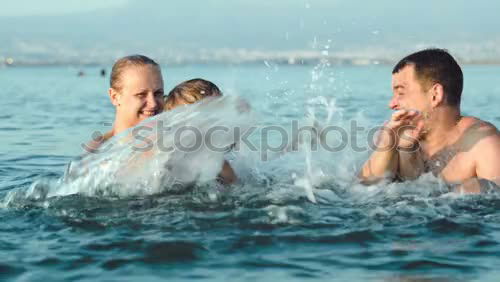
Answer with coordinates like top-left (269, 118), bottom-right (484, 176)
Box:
top-left (393, 48), bottom-right (463, 107)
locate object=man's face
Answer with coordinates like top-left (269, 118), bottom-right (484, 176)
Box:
top-left (115, 65), bottom-right (165, 128)
top-left (389, 64), bottom-right (432, 114)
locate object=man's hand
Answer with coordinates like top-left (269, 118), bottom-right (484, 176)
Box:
top-left (359, 109), bottom-right (425, 184)
top-left (379, 110), bottom-right (424, 150)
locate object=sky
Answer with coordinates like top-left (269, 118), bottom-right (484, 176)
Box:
top-left (0, 0), bottom-right (129, 17)
top-left (1, 0), bottom-right (499, 63)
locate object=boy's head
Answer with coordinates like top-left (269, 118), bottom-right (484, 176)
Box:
top-left (165, 78), bottom-right (222, 110)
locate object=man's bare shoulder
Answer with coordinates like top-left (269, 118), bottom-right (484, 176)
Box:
top-left (461, 116), bottom-right (497, 130)
top-left (459, 117), bottom-right (499, 151)
top-left (473, 132), bottom-right (500, 151)
top-left (470, 126), bottom-right (500, 153)
top-left (467, 115), bottom-right (497, 126)
top-left (464, 118), bottom-right (500, 179)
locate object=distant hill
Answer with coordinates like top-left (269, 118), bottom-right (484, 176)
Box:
top-left (1, 0), bottom-right (500, 64)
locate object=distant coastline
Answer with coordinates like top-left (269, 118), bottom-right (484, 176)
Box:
top-left (3, 49), bottom-right (500, 67)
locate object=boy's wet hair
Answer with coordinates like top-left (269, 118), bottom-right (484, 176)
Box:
top-left (393, 48), bottom-right (463, 107)
top-left (165, 78), bottom-right (222, 110)
top-left (110, 54), bottom-right (161, 91)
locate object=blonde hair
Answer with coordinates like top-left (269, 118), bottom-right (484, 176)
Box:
top-left (165, 78), bottom-right (222, 110)
top-left (110, 55), bottom-right (160, 91)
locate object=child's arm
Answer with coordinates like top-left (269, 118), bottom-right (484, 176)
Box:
top-left (217, 160), bottom-right (237, 184)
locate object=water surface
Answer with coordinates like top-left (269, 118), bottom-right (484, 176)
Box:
top-left (1, 64), bottom-right (500, 281)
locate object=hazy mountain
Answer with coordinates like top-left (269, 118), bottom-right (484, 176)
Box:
top-left (1, 0), bottom-right (499, 64)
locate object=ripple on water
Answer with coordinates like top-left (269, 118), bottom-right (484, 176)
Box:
top-left (0, 127), bottom-right (21, 131)
top-left (11, 142), bottom-right (32, 146)
top-left (0, 263), bottom-right (25, 279)
top-left (237, 257), bottom-right (319, 273)
top-left (33, 257), bottom-right (62, 267)
top-left (226, 229), bottom-right (382, 259)
top-left (86, 240), bottom-right (206, 270)
top-left (398, 259), bottom-right (478, 272)
top-left (426, 218), bottom-right (484, 236)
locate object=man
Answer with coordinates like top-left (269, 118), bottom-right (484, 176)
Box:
top-left (359, 49), bottom-right (500, 193)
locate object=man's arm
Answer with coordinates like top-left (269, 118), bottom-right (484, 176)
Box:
top-left (360, 141), bottom-right (425, 184)
top-left (359, 135), bottom-right (399, 184)
top-left (397, 148), bottom-right (425, 181)
top-left (359, 110), bottom-right (422, 184)
top-left (475, 133), bottom-right (500, 181)
top-left (455, 131), bottom-right (500, 194)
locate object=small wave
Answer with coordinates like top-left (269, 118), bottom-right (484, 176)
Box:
top-left (0, 263), bottom-right (25, 279)
top-left (0, 127), bottom-right (21, 131)
top-left (99, 240), bottom-right (206, 270)
top-left (426, 218), bottom-right (483, 236)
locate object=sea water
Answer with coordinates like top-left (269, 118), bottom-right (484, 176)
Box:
top-left (1, 63), bottom-right (500, 281)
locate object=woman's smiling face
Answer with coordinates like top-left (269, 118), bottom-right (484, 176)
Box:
top-left (112, 64), bottom-right (165, 128)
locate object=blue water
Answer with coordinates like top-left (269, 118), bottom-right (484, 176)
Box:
top-left (1, 63), bottom-right (500, 281)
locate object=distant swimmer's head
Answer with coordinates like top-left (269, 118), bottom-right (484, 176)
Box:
top-left (390, 48), bottom-right (463, 116)
top-left (165, 78), bottom-right (222, 111)
top-left (108, 55), bottom-right (165, 129)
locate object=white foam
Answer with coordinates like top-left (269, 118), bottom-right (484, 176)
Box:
top-left (3, 96), bottom-right (253, 203)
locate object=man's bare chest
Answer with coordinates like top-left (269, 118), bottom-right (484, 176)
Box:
top-left (429, 151), bottom-right (476, 183)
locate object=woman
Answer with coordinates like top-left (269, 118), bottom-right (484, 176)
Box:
top-left (69, 55), bottom-right (164, 183)
top-left (85, 55), bottom-right (165, 152)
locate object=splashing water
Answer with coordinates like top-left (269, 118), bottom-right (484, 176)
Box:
top-left (2, 65), bottom-right (500, 281)
top-left (3, 96), bottom-right (254, 205)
